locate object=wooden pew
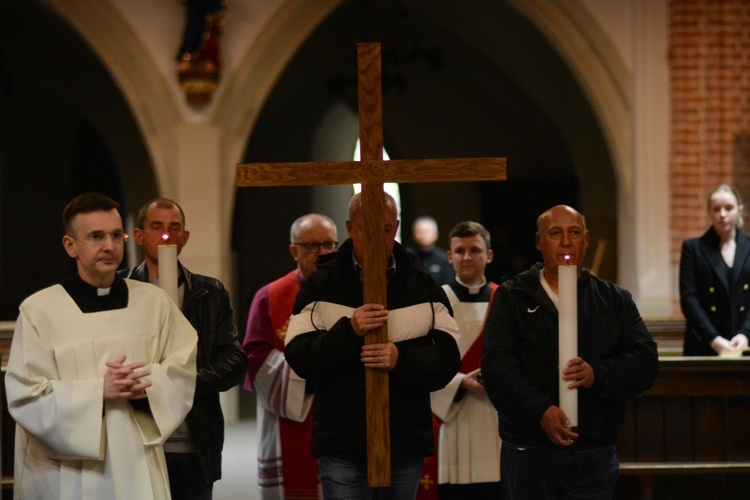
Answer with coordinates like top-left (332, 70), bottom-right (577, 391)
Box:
top-left (615, 356), bottom-right (750, 498)
top-left (1, 322), bottom-right (14, 500)
top-left (644, 318), bottom-right (686, 357)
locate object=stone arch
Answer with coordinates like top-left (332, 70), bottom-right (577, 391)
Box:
top-left (507, 0), bottom-right (639, 286)
top-left (509, 0), bottom-right (631, 187)
top-left (214, 0), bottom-right (344, 202)
top-left (224, 0), bottom-right (626, 285)
top-left (45, 0), bottom-right (182, 201)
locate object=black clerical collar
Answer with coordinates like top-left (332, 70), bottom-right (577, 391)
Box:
top-left (449, 277), bottom-right (491, 302)
top-left (62, 274), bottom-right (129, 313)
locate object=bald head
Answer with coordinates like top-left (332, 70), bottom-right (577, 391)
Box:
top-left (536, 205), bottom-right (586, 233)
top-left (348, 192), bottom-right (398, 222)
top-left (535, 205), bottom-right (589, 271)
top-left (346, 192), bottom-right (400, 263)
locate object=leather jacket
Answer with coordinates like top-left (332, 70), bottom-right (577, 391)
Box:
top-left (121, 262), bottom-right (247, 482)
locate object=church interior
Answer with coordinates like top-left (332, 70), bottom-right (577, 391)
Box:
top-left (1, 0), bottom-right (749, 498)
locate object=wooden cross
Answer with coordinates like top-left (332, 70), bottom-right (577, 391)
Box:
top-left (237, 42), bottom-right (506, 487)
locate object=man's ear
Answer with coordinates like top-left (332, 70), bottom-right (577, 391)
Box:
top-left (133, 228), bottom-right (144, 245)
top-left (62, 235), bottom-right (77, 259)
top-left (486, 249), bottom-right (494, 264)
top-left (289, 244), bottom-right (299, 262)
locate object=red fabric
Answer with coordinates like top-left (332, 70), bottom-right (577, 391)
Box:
top-left (278, 416), bottom-right (317, 499)
top-left (244, 271), bottom-right (300, 388)
top-left (416, 282), bottom-right (499, 499)
top-left (459, 283), bottom-right (498, 374)
top-left (417, 415), bottom-right (442, 500)
top-left (269, 272), bottom-right (319, 499)
top-left (268, 270), bottom-right (300, 350)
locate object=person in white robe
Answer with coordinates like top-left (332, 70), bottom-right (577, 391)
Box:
top-left (4, 193), bottom-right (197, 500)
top-left (428, 221), bottom-right (502, 499)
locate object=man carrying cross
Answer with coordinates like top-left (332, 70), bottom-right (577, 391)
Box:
top-left (284, 191), bottom-right (461, 499)
top-left (237, 41), bottom-right (505, 487)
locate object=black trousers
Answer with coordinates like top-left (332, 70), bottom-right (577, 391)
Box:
top-left (164, 452), bottom-right (214, 500)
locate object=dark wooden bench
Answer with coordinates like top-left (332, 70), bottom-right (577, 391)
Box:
top-left (1, 322), bottom-right (14, 500)
top-left (644, 317), bottom-right (686, 356)
top-left (615, 356), bottom-right (750, 498)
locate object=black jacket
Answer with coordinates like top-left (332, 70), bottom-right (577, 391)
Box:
top-left (482, 263), bottom-right (658, 448)
top-left (406, 245), bottom-right (454, 285)
top-left (121, 262), bottom-right (246, 482)
top-left (679, 226), bottom-right (750, 355)
top-left (284, 239), bottom-right (461, 458)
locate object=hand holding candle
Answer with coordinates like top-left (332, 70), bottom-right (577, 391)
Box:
top-left (158, 239), bottom-right (179, 305)
top-left (558, 254), bottom-right (578, 430)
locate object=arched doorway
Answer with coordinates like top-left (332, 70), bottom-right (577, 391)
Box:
top-left (233, 0), bottom-right (616, 327)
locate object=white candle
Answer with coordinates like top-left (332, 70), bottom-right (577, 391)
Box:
top-left (158, 244), bottom-right (179, 305)
top-left (558, 256), bottom-right (578, 428)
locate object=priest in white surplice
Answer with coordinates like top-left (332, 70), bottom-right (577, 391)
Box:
top-left (5, 193), bottom-right (197, 500)
top-left (424, 221), bottom-right (502, 499)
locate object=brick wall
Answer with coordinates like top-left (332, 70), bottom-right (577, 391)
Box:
top-left (670, 0), bottom-right (750, 313)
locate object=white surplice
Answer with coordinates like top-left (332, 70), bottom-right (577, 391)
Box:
top-left (254, 348), bottom-right (314, 499)
top-left (430, 285), bottom-right (501, 485)
top-left (5, 280), bottom-right (197, 500)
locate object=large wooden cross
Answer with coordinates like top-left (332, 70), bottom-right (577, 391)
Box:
top-left (237, 42), bottom-right (506, 487)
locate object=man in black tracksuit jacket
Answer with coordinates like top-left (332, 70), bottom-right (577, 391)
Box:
top-left (285, 193), bottom-right (461, 498)
top-left (482, 205), bottom-right (658, 499)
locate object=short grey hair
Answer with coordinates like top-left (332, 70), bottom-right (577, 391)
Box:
top-left (289, 213), bottom-right (337, 243)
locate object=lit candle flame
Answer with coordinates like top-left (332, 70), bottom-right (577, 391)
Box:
top-left (161, 233), bottom-right (169, 243)
top-left (563, 254), bottom-right (571, 264)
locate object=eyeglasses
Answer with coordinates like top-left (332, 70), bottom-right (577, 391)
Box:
top-left (69, 231), bottom-right (129, 246)
top-left (293, 241), bottom-right (338, 252)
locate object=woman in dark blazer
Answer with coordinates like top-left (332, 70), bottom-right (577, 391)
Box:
top-left (680, 184), bottom-right (750, 355)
